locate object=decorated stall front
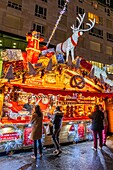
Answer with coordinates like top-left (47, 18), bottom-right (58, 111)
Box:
top-left (0, 12), bottom-right (113, 153)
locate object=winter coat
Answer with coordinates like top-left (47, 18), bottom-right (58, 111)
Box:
top-left (53, 110), bottom-right (63, 129)
top-left (103, 110), bottom-right (108, 126)
top-left (30, 113), bottom-right (43, 140)
top-left (89, 110), bottom-right (104, 131)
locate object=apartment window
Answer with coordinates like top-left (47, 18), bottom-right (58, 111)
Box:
top-left (106, 46), bottom-right (112, 55)
top-left (106, 19), bottom-right (112, 29)
top-left (90, 41), bottom-right (101, 52)
top-left (35, 5), bottom-right (47, 19)
top-left (76, 6), bottom-right (84, 15)
top-left (106, 0), bottom-right (110, 6)
top-left (107, 32), bottom-right (113, 42)
top-left (3, 14), bottom-right (22, 30)
top-left (58, 0), bottom-right (65, 9)
top-left (42, 0), bottom-right (47, 2)
top-left (33, 23), bottom-right (45, 36)
top-left (89, 28), bottom-right (103, 39)
top-left (76, 20), bottom-right (84, 29)
top-left (90, 61), bottom-right (103, 69)
top-left (7, 0), bottom-right (22, 11)
top-left (88, 12), bottom-right (100, 24)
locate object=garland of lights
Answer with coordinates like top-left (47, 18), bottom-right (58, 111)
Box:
top-left (46, 0), bottom-right (70, 47)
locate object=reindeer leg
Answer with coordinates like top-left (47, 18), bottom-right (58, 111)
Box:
top-left (71, 48), bottom-right (74, 61)
top-left (66, 48), bottom-right (69, 62)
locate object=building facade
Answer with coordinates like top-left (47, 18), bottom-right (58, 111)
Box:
top-left (0, 0), bottom-right (113, 76)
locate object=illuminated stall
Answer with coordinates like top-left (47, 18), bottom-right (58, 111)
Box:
top-left (0, 24), bottom-right (113, 153)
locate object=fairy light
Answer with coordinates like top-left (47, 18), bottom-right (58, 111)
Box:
top-left (46, 0), bottom-right (70, 47)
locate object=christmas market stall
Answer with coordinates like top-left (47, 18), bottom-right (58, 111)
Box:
top-left (1, 12), bottom-right (113, 153)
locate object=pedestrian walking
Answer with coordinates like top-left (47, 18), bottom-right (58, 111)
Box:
top-left (89, 105), bottom-right (104, 151)
top-left (52, 106), bottom-right (63, 155)
top-left (99, 104), bottom-right (108, 146)
top-left (30, 105), bottom-right (43, 159)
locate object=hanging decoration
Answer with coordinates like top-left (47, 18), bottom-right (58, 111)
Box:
top-left (46, 0), bottom-right (70, 47)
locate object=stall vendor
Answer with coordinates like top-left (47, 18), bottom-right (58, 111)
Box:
top-left (23, 97), bottom-right (32, 114)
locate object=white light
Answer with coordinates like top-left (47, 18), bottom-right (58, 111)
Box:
top-left (28, 123), bottom-right (32, 127)
top-left (0, 44), bottom-right (2, 46)
top-left (0, 40), bottom-right (2, 42)
top-left (13, 42), bottom-right (17, 45)
top-left (13, 46), bottom-right (16, 48)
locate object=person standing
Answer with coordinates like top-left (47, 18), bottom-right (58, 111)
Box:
top-left (52, 106), bottom-right (63, 155)
top-left (30, 105), bottom-right (43, 159)
top-left (99, 104), bottom-right (108, 146)
top-left (23, 97), bottom-right (32, 114)
top-left (89, 105), bottom-right (104, 151)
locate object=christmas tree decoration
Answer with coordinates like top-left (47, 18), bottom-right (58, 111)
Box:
top-left (89, 67), bottom-right (95, 78)
top-left (46, 58), bottom-right (52, 71)
top-left (5, 64), bottom-right (14, 82)
top-left (28, 62), bottom-right (36, 75)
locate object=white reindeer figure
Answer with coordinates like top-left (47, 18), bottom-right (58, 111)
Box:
top-left (56, 13), bottom-right (95, 62)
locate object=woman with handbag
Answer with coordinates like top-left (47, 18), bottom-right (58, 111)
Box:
top-left (30, 105), bottom-right (43, 159)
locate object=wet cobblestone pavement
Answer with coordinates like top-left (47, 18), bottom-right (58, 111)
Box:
top-left (0, 137), bottom-right (113, 170)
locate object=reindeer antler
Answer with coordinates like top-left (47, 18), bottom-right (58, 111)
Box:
top-left (80, 18), bottom-right (95, 32)
top-left (71, 13), bottom-right (86, 31)
top-left (71, 13), bottom-right (95, 32)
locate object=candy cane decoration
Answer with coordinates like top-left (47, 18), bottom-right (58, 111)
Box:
top-left (46, 0), bottom-right (70, 47)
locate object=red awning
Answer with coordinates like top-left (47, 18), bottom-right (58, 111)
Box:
top-left (10, 83), bottom-right (113, 98)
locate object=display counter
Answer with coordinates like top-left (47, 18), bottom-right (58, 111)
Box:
top-left (0, 117), bottom-right (93, 153)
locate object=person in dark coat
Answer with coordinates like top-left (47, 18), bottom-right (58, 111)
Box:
top-left (30, 105), bottom-right (43, 159)
top-left (89, 105), bottom-right (104, 151)
top-left (52, 106), bottom-right (63, 155)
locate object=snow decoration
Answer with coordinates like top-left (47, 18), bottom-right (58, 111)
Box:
top-left (46, 0), bottom-right (70, 47)
top-left (56, 13), bottom-right (95, 62)
top-left (41, 48), bottom-right (55, 56)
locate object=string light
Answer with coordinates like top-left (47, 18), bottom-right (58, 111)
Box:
top-left (46, 0), bottom-right (70, 47)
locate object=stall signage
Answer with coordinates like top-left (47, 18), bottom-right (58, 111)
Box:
top-left (23, 127), bottom-right (33, 146)
top-left (78, 123), bottom-right (85, 138)
top-left (0, 132), bottom-right (20, 141)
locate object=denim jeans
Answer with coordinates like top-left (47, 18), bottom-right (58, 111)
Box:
top-left (52, 128), bottom-right (61, 150)
top-left (34, 139), bottom-right (42, 157)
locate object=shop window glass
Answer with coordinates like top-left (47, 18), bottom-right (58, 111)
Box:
top-left (35, 5), bottom-right (47, 19)
top-left (90, 41), bottom-right (100, 52)
top-left (7, 0), bottom-right (22, 11)
top-left (106, 46), bottom-right (112, 55)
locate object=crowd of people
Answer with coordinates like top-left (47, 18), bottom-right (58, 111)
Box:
top-left (28, 98), bottom-right (108, 159)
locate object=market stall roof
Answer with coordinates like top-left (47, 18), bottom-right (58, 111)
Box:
top-left (8, 83), bottom-right (113, 98)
